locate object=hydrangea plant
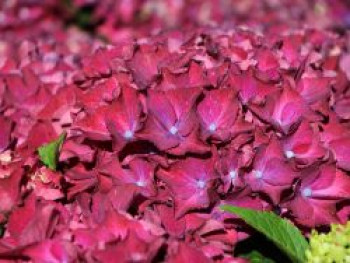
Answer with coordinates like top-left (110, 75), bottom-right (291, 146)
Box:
top-left (1, 0), bottom-right (350, 262)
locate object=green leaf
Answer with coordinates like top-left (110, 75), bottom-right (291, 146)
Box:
top-left (240, 251), bottom-right (275, 263)
top-left (38, 132), bottom-right (66, 171)
top-left (221, 205), bottom-right (309, 263)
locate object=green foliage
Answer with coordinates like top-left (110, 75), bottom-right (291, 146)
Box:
top-left (306, 221), bottom-right (350, 263)
top-left (221, 205), bottom-right (309, 263)
top-left (240, 251), bottom-right (275, 263)
top-left (38, 132), bottom-right (66, 171)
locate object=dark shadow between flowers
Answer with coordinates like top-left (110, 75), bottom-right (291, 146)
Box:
top-left (234, 232), bottom-right (292, 263)
top-left (118, 140), bottom-right (160, 162)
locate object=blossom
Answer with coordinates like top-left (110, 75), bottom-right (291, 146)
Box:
top-left (158, 61), bottom-right (209, 90)
top-left (282, 121), bottom-right (327, 167)
top-left (126, 44), bottom-right (169, 89)
top-left (98, 154), bottom-right (157, 210)
top-left (296, 71), bottom-right (332, 104)
top-left (249, 84), bottom-right (311, 134)
top-left (6, 194), bottom-right (68, 248)
top-left (328, 137), bottom-right (350, 171)
top-left (229, 68), bottom-right (276, 105)
top-left (73, 106), bottom-right (111, 141)
top-left (285, 165), bottom-right (350, 227)
top-left (255, 49), bottom-right (280, 81)
top-left (216, 147), bottom-right (245, 193)
top-left (22, 240), bottom-right (78, 263)
top-left (1, 3), bottom-right (350, 260)
top-left (65, 164), bottom-right (98, 199)
top-left (105, 86), bottom-right (146, 150)
top-left (157, 158), bottom-right (218, 218)
top-left (246, 137), bottom-right (296, 204)
top-left (150, 203), bottom-right (206, 239)
top-left (0, 163), bottom-right (23, 212)
top-left (197, 88), bottom-right (239, 142)
top-left (76, 77), bottom-right (120, 111)
top-left (140, 87), bottom-right (209, 155)
top-left (167, 242), bottom-right (212, 263)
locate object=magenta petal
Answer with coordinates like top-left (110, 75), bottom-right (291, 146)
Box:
top-left (73, 106), bottom-right (111, 141)
top-left (166, 88), bottom-right (201, 130)
top-left (259, 159), bottom-right (295, 186)
top-left (38, 86), bottom-right (77, 120)
top-left (59, 138), bottom-right (95, 163)
top-left (158, 158), bottom-right (218, 217)
top-left (0, 116), bottom-right (12, 152)
top-left (229, 69), bottom-right (275, 104)
top-left (77, 77), bottom-right (120, 111)
top-left (93, 231), bottom-right (162, 263)
top-left (174, 189), bottom-right (211, 219)
top-left (296, 75), bottom-right (331, 104)
top-left (217, 148), bottom-right (245, 193)
top-left (146, 87), bottom-right (200, 137)
top-left (287, 196), bottom-right (339, 227)
top-left (5, 71), bottom-right (38, 102)
top-left (282, 121), bottom-right (326, 166)
top-left (271, 86), bottom-right (308, 134)
top-left (23, 240), bottom-right (77, 263)
top-left (306, 165), bottom-right (350, 199)
top-left (197, 88), bottom-right (239, 142)
top-left (167, 129), bottom-right (210, 155)
top-left (334, 97), bottom-right (350, 119)
top-left (8, 197), bottom-right (67, 246)
top-left (247, 137), bottom-right (295, 203)
top-left (147, 90), bottom-right (177, 129)
top-left (106, 86), bottom-right (143, 142)
top-left (0, 166), bottom-right (22, 212)
top-left (167, 242), bottom-right (211, 263)
top-left (140, 87), bottom-right (206, 155)
top-left (65, 164), bottom-right (98, 199)
top-left (126, 44), bottom-right (169, 88)
top-left (329, 137), bottom-right (350, 171)
top-left (139, 115), bottom-right (179, 151)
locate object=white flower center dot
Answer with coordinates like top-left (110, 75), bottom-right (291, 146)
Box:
top-left (197, 179), bottom-right (206, 189)
top-left (254, 170), bottom-right (263, 179)
top-left (229, 170), bottom-right (237, 179)
top-left (209, 123), bottom-right (217, 132)
top-left (169, 126), bottom-right (178, 135)
top-left (124, 130), bottom-right (134, 139)
top-left (136, 180), bottom-right (146, 187)
top-left (285, 150), bottom-right (295, 159)
top-left (302, 188), bottom-right (312, 198)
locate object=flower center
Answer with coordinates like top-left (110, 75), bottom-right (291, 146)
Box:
top-left (124, 130), bottom-right (134, 139)
top-left (196, 179), bottom-right (206, 189)
top-left (302, 187), bottom-right (312, 198)
top-left (208, 123), bottom-right (217, 132)
top-left (169, 126), bottom-right (178, 135)
top-left (285, 150), bottom-right (295, 159)
top-left (229, 170), bottom-right (237, 179)
top-left (135, 180), bottom-right (146, 187)
top-left (253, 170), bottom-right (263, 179)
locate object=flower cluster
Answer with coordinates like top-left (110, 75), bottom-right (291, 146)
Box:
top-left (68, 0), bottom-right (350, 43)
top-left (306, 221), bottom-right (350, 262)
top-left (0, 0), bottom-right (350, 262)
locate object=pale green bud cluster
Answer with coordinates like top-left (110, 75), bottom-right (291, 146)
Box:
top-left (306, 221), bottom-right (350, 263)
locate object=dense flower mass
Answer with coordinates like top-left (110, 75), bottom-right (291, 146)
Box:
top-left (306, 221), bottom-right (350, 262)
top-left (0, 0), bottom-right (350, 262)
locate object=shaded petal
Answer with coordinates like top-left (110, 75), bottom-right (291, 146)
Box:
top-left (329, 137), bottom-right (350, 171)
top-left (197, 88), bottom-right (238, 142)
